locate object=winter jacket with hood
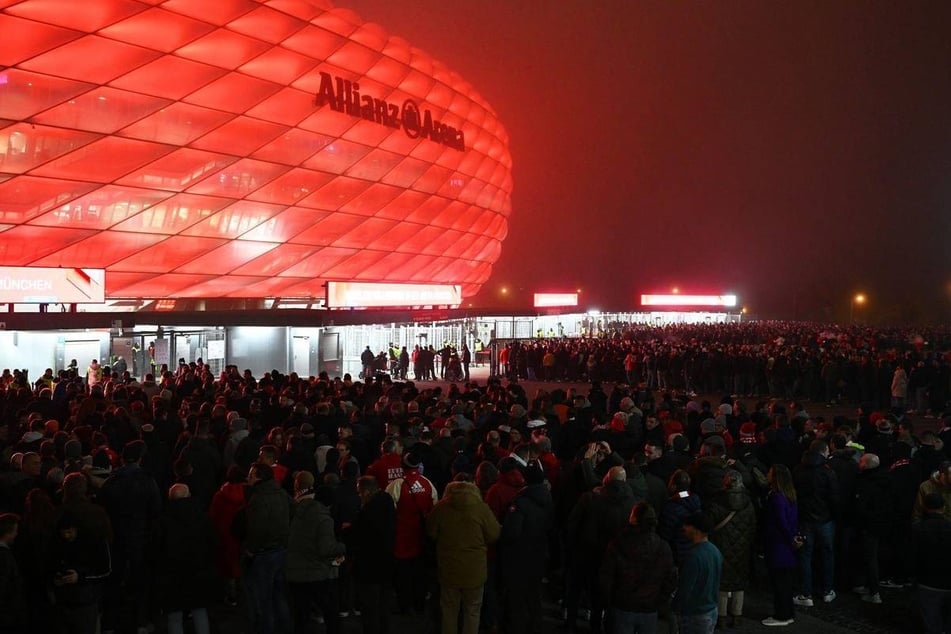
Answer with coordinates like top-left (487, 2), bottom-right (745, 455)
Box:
top-left (485, 468), bottom-right (525, 522)
top-left (426, 481), bottom-right (500, 588)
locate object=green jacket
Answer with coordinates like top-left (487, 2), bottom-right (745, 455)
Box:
top-left (287, 495), bottom-right (346, 583)
top-left (245, 479), bottom-right (291, 553)
top-left (426, 481), bottom-right (500, 588)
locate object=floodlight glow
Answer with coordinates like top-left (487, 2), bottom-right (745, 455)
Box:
top-left (641, 294), bottom-right (738, 307)
top-left (534, 293), bottom-right (579, 308)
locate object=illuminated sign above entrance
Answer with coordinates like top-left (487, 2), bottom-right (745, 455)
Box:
top-left (327, 282), bottom-right (462, 308)
top-left (534, 293), bottom-right (579, 308)
top-left (0, 267), bottom-right (105, 304)
top-left (641, 294), bottom-right (738, 307)
top-left (316, 72), bottom-right (466, 151)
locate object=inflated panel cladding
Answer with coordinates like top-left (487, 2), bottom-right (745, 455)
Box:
top-left (0, 0), bottom-right (511, 299)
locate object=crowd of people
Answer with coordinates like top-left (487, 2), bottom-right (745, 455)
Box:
top-left (497, 322), bottom-right (951, 414)
top-left (0, 321), bottom-right (948, 634)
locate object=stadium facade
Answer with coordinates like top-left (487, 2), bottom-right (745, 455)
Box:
top-left (0, 0), bottom-right (513, 304)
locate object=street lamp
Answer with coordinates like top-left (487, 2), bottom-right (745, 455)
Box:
top-left (850, 293), bottom-right (866, 323)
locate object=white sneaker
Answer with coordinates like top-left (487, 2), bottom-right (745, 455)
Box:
top-left (862, 593), bottom-right (882, 604)
top-left (762, 617), bottom-right (795, 627)
top-left (823, 590), bottom-right (837, 603)
top-left (793, 595), bottom-right (814, 607)
top-left (853, 585), bottom-right (869, 594)
top-left (338, 611), bottom-right (349, 618)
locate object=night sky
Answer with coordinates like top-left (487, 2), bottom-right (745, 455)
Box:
top-left (345, 0), bottom-right (951, 323)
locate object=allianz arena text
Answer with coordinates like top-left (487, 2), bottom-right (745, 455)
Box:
top-left (0, 0), bottom-right (513, 301)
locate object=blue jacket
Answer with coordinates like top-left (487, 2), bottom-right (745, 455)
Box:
top-left (674, 540), bottom-right (722, 615)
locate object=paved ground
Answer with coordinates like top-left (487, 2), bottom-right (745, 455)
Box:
top-left (197, 572), bottom-right (919, 634)
top-left (189, 366), bottom-right (925, 633)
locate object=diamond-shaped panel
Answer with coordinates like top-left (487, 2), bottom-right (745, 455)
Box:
top-left (0, 0), bottom-right (513, 300)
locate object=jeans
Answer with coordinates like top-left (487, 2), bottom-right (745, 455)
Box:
top-left (565, 559), bottom-right (604, 633)
top-left (679, 609), bottom-right (716, 634)
top-left (243, 549), bottom-right (292, 634)
top-left (168, 608), bottom-right (210, 634)
top-left (441, 585), bottom-right (483, 634)
top-left (798, 520), bottom-right (835, 596)
top-left (611, 608), bottom-right (658, 634)
top-left (289, 580), bottom-right (340, 634)
top-left (919, 586), bottom-right (951, 634)
top-left (860, 531), bottom-right (881, 594)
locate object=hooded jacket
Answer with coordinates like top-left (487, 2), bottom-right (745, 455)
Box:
top-left (485, 469), bottom-right (525, 522)
top-left (912, 473), bottom-right (951, 523)
top-left (426, 481), bottom-right (500, 588)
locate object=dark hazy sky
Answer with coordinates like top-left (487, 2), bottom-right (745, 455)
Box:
top-left (345, 1), bottom-right (951, 322)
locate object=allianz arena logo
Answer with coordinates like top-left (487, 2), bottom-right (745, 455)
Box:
top-left (316, 72), bottom-right (466, 151)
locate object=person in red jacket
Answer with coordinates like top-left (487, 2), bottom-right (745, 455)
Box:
top-left (366, 438), bottom-right (404, 490)
top-left (385, 450), bottom-right (438, 615)
top-left (485, 457), bottom-right (526, 522)
top-left (208, 466), bottom-right (248, 607)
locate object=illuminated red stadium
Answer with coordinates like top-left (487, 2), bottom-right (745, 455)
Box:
top-left (0, 0), bottom-right (512, 301)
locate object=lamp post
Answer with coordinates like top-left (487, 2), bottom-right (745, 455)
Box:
top-left (850, 293), bottom-right (866, 323)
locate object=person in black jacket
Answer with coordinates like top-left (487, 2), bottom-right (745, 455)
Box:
top-left (600, 502), bottom-right (677, 633)
top-left (242, 463), bottom-right (293, 634)
top-left (97, 440), bottom-right (161, 634)
top-left (349, 475), bottom-right (396, 634)
top-left (792, 439), bottom-right (840, 607)
top-left (498, 465), bottom-right (553, 634)
top-left (152, 483), bottom-right (218, 634)
top-left (564, 465), bottom-right (636, 634)
top-left (0, 513), bottom-right (26, 634)
top-left (852, 454), bottom-right (893, 604)
top-left (827, 434), bottom-right (859, 591)
top-left (912, 493), bottom-right (951, 634)
top-left (49, 511), bottom-right (112, 634)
